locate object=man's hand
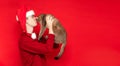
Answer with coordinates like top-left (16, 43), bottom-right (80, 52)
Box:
top-left (46, 15), bottom-right (54, 34)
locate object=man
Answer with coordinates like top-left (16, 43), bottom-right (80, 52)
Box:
top-left (16, 6), bottom-right (61, 66)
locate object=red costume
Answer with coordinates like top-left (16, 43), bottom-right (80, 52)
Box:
top-left (16, 6), bottom-right (61, 66)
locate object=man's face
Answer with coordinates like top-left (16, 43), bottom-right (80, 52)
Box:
top-left (26, 15), bottom-right (37, 27)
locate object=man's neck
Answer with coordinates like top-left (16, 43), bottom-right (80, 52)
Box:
top-left (26, 24), bottom-right (33, 34)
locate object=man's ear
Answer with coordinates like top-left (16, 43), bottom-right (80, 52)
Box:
top-left (26, 17), bottom-right (28, 20)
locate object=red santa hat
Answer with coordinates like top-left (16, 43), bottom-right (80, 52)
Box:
top-left (16, 6), bottom-right (37, 39)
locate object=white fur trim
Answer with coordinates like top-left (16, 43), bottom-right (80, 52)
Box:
top-left (31, 33), bottom-right (37, 39)
top-left (16, 15), bottom-right (19, 21)
top-left (26, 10), bottom-right (35, 17)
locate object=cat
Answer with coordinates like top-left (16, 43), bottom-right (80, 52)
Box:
top-left (37, 14), bottom-right (67, 60)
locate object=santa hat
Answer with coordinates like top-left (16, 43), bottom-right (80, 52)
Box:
top-left (16, 6), bottom-right (37, 39)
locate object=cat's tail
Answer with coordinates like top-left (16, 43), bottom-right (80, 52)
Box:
top-left (54, 43), bottom-right (66, 60)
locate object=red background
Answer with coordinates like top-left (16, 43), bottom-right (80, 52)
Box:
top-left (0, 0), bottom-right (120, 66)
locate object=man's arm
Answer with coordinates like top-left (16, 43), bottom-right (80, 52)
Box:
top-left (19, 34), bottom-right (55, 54)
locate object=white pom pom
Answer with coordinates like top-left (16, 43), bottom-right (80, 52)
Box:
top-left (31, 33), bottom-right (37, 40)
top-left (16, 15), bottom-right (19, 21)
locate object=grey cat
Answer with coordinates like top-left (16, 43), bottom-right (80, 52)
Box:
top-left (37, 14), bottom-right (67, 60)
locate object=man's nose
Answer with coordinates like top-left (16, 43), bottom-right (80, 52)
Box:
top-left (34, 17), bottom-right (38, 20)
